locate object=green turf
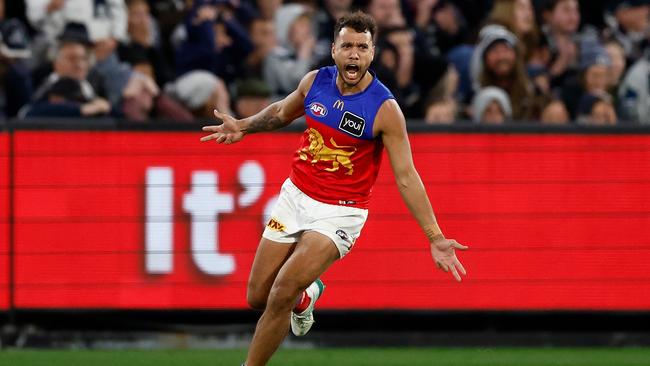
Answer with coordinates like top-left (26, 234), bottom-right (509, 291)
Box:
top-left (1, 348), bottom-right (649, 366)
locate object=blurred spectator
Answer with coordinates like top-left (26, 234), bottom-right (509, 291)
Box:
top-left (576, 92), bottom-right (617, 125)
top-left (470, 86), bottom-right (513, 124)
top-left (603, 0), bottom-right (650, 64)
top-left (174, 0), bottom-right (253, 84)
top-left (560, 36), bottom-right (610, 118)
top-left (540, 99), bottom-right (570, 124)
top-left (579, 39), bottom-right (610, 96)
top-left (26, 0), bottom-right (127, 67)
top-left (255, 0), bottom-right (283, 20)
top-left (118, 0), bottom-right (173, 86)
top-left (488, 0), bottom-right (539, 63)
top-left (314, 0), bottom-right (353, 60)
top-left (165, 70), bottom-right (232, 118)
top-left (471, 25), bottom-right (539, 120)
top-left (407, 0), bottom-right (469, 57)
top-left (618, 50), bottom-right (650, 124)
top-left (121, 72), bottom-right (194, 122)
top-left (233, 78), bottom-right (272, 118)
top-left (604, 39), bottom-right (627, 92)
top-left (379, 26), bottom-right (418, 113)
top-left (27, 23), bottom-right (113, 117)
top-left (0, 16), bottom-right (33, 117)
top-left (24, 76), bottom-right (111, 117)
top-left (423, 64), bottom-right (460, 124)
top-left (541, 0), bottom-right (581, 85)
top-left (265, 7), bottom-right (316, 97)
top-left (245, 17), bottom-right (276, 78)
top-left (366, 0), bottom-right (406, 30)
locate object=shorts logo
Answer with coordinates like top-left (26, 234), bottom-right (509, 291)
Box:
top-left (266, 217), bottom-right (286, 232)
top-left (309, 102), bottom-right (328, 117)
top-left (336, 229), bottom-right (350, 242)
top-left (338, 111), bottom-right (365, 137)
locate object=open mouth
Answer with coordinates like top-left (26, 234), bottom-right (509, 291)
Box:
top-left (344, 64), bottom-right (360, 80)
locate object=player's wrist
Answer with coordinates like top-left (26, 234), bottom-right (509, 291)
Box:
top-left (237, 119), bottom-right (249, 136)
top-left (423, 223), bottom-right (444, 243)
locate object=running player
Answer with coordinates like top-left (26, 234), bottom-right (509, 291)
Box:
top-left (200, 11), bottom-right (468, 366)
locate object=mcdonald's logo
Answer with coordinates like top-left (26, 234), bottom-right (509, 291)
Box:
top-left (333, 99), bottom-right (344, 110)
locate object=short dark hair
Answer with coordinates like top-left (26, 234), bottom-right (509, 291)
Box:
top-left (333, 11), bottom-right (377, 42)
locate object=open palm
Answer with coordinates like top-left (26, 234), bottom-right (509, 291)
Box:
top-left (200, 109), bottom-right (244, 145)
top-left (431, 238), bottom-right (468, 282)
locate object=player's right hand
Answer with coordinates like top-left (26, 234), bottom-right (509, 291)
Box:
top-left (200, 109), bottom-right (245, 145)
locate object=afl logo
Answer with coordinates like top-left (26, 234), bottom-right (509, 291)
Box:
top-left (309, 102), bottom-right (328, 117)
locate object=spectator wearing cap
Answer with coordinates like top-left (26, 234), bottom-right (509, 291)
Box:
top-left (618, 50), bottom-right (650, 124)
top-left (174, 0), bottom-right (253, 85)
top-left (0, 16), bottom-right (33, 117)
top-left (470, 86), bottom-right (513, 124)
top-left (576, 92), bottom-right (617, 125)
top-left (603, 0), bottom-right (650, 64)
top-left (233, 78), bottom-right (272, 118)
top-left (541, 0), bottom-right (581, 86)
top-left (28, 22), bottom-right (113, 117)
top-left (264, 6), bottom-right (316, 97)
top-left (165, 70), bottom-right (232, 119)
top-left (26, 0), bottom-right (127, 68)
top-left (471, 25), bottom-right (540, 120)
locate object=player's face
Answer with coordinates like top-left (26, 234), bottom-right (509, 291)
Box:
top-left (331, 27), bottom-right (375, 87)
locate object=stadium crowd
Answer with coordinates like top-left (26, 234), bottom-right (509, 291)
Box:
top-left (0, 0), bottom-right (648, 125)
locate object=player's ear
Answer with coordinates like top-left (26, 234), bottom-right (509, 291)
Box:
top-left (331, 42), bottom-right (335, 58)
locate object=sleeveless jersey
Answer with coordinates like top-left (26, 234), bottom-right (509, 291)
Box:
top-left (289, 66), bottom-right (394, 209)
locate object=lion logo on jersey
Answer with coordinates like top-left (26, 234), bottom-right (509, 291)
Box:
top-left (298, 128), bottom-right (356, 175)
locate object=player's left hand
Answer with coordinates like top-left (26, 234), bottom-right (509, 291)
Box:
top-left (430, 238), bottom-right (468, 282)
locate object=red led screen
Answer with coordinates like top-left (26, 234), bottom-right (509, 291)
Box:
top-left (0, 132), bottom-right (9, 310)
top-left (10, 131), bottom-right (650, 310)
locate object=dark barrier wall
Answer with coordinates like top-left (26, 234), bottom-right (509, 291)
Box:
top-left (0, 124), bottom-right (8, 311)
top-left (7, 129), bottom-right (650, 311)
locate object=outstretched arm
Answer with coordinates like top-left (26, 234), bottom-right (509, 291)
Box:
top-left (375, 99), bottom-right (468, 281)
top-left (200, 70), bottom-right (318, 144)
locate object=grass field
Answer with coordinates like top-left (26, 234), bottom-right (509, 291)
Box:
top-left (1, 348), bottom-right (650, 366)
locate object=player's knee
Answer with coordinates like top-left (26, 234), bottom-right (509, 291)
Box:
top-left (266, 281), bottom-right (300, 312)
top-left (246, 283), bottom-right (267, 310)
top-left (246, 291), bottom-right (267, 310)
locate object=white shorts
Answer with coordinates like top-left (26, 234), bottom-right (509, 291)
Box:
top-left (262, 179), bottom-right (368, 258)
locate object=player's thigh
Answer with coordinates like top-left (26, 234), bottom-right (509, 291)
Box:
top-left (247, 238), bottom-right (296, 308)
top-left (268, 231), bottom-right (339, 307)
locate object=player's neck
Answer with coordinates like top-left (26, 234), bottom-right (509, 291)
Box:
top-left (336, 71), bottom-right (373, 96)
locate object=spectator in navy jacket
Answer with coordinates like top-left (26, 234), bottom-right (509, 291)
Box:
top-left (174, 0), bottom-right (253, 85)
top-left (0, 15), bottom-right (33, 118)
